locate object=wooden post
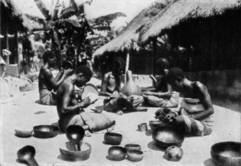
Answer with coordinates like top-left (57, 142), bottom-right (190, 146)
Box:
top-left (152, 38), bottom-right (157, 75)
top-left (14, 31), bottom-right (18, 64)
top-left (5, 27), bottom-right (9, 64)
top-left (125, 52), bottom-right (130, 83)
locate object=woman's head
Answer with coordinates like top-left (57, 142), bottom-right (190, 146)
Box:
top-left (155, 58), bottom-right (170, 74)
top-left (166, 67), bottom-right (185, 90)
top-left (74, 65), bottom-right (93, 87)
top-left (43, 51), bottom-right (56, 67)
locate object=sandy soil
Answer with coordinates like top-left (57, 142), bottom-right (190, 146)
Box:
top-left (0, 83), bottom-right (240, 166)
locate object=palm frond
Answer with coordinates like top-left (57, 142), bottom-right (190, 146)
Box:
top-left (52, 0), bottom-right (60, 20)
top-left (59, 6), bottom-right (76, 19)
top-left (70, 0), bottom-right (78, 12)
top-left (93, 12), bottom-right (127, 25)
top-left (34, 0), bottom-right (50, 20)
top-left (24, 14), bottom-right (45, 25)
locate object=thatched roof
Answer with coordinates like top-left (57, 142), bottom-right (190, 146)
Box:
top-left (1, 0), bottom-right (21, 16)
top-left (93, 0), bottom-right (172, 57)
top-left (139, 0), bottom-right (241, 43)
top-left (0, 0), bottom-right (8, 7)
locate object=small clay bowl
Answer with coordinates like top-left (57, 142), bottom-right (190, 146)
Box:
top-left (137, 123), bottom-right (148, 132)
top-left (104, 132), bottom-right (122, 145)
top-left (107, 146), bottom-right (126, 161)
top-left (125, 144), bottom-right (141, 151)
top-left (126, 150), bottom-right (144, 162)
top-left (15, 129), bottom-right (33, 138)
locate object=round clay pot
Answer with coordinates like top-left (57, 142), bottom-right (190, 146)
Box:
top-left (104, 132), bottom-right (122, 145)
top-left (107, 146), bottom-right (126, 161)
top-left (126, 150), bottom-right (144, 162)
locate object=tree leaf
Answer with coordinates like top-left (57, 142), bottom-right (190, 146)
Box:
top-left (34, 0), bottom-right (51, 20)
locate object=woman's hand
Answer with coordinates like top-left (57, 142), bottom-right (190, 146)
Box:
top-left (63, 69), bottom-right (73, 76)
top-left (81, 97), bottom-right (91, 107)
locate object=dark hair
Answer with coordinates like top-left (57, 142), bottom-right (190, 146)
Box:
top-left (166, 67), bottom-right (184, 83)
top-left (156, 58), bottom-right (169, 70)
top-left (62, 60), bottom-right (73, 69)
top-left (43, 50), bottom-right (55, 63)
top-left (75, 65), bottom-right (93, 81)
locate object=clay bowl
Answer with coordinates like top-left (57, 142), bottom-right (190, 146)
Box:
top-left (59, 142), bottom-right (91, 161)
top-left (33, 125), bottom-right (59, 138)
top-left (149, 120), bottom-right (169, 132)
top-left (126, 150), bottom-right (144, 162)
top-left (107, 146), bottom-right (127, 161)
top-left (66, 125), bottom-right (85, 150)
top-left (211, 141), bottom-right (241, 166)
top-left (17, 145), bottom-right (39, 166)
top-left (125, 144), bottom-right (141, 151)
top-left (152, 127), bottom-right (184, 149)
top-left (104, 132), bottom-right (122, 145)
top-left (15, 129), bottom-right (33, 138)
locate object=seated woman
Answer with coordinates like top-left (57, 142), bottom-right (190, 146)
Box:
top-left (156, 68), bottom-right (214, 136)
top-left (38, 51), bottom-right (72, 105)
top-left (100, 60), bottom-right (122, 97)
top-left (143, 58), bottom-right (179, 108)
top-left (102, 68), bottom-right (145, 114)
top-left (56, 66), bottom-right (114, 133)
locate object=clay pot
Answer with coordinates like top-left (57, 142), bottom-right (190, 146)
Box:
top-left (121, 70), bottom-right (142, 96)
top-left (152, 127), bottom-right (184, 149)
top-left (211, 142), bottom-right (241, 166)
top-left (104, 132), bottom-right (122, 145)
top-left (17, 145), bottom-right (39, 166)
top-left (126, 150), bottom-right (144, 162)
top-left (59, 142), bottom-right (91, 161)
top-left (164, 146), bottom-right (184, 161)
top-left (107, 146), bottom-right (126, 161)
top-left (33, 125), bottom-right (58, 138)
top-left (125, 144), bottom-right (141, 151)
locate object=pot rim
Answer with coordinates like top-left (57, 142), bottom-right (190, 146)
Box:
top-left (211, 141), bottom-right (241, 160)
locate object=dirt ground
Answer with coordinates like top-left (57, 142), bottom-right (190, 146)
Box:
top-left (0, 81), bottom-right (240, 166)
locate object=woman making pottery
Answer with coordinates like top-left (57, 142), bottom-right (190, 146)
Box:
top-left (157, 67), bottom-right (214, 136)
top-left (103, 68), bottom-right (145, 115)
top-left (38, 51), bottom-right (72, 105)
top-left (143, 58), bottom-right (179, 108)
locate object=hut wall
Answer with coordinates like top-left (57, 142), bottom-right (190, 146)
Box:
top-left (167, 7), bottom-right (241, 72)
top-left (187, 69), bottom-right (241, 111)
top-left (129, 50), bottom-right (154, 74)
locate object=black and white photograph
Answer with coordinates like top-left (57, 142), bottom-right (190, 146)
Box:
top-left (0, 0), bottom-right (241, 165)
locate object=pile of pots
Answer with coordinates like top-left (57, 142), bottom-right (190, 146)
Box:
top-left (104, 132), bottom-right (144, 162)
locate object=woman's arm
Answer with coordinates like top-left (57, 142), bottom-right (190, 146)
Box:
top-left (61, 84), bottom-right (91, 115)
top-left (144, 84), bottom-right (172, 98)
top-left (54, 69), bottom-right (64, 82)
top-left (190, 83), bottom-right (214, 120)
top-left (44, 68), bottom-right (71, 90)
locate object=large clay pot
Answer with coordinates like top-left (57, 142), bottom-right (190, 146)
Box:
top-left (121, 70), bottom-right (142, 96)
top-left (211, 142), bottom-right (241, 166)
top-left (152, 127), bottom-right (184, 149)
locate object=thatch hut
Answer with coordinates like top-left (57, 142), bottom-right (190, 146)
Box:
top-left (138, 0), bottom-right (241, 109)
top-left (92, 1), bottom-right (173, 74)
top-left (139, 0), bottom-right (241, 71)
top-left (0, 0), bottom-right (27, 64)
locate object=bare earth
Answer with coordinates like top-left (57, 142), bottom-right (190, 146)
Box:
top-left (0, 82), bottom-right (240, 166)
